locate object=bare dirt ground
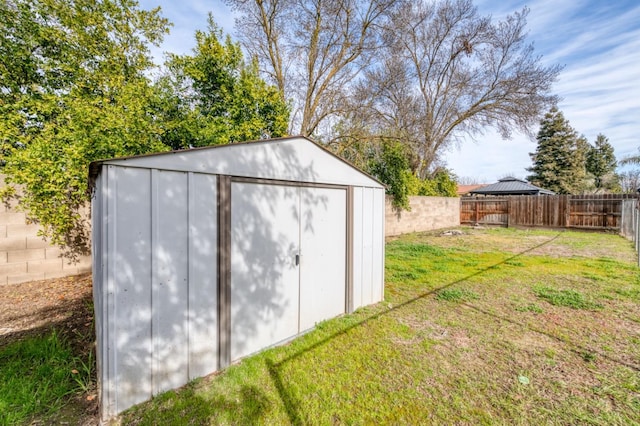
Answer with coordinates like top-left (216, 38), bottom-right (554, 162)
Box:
top-left (0, 273), bottom-right (93, 346)
top-left (0, 273), bottom-right (99, 424)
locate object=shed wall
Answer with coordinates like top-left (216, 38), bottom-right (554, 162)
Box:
top-left (94, 166), bottom-right (219, 420)
top-left (351, 187), bottom-right (385, 311)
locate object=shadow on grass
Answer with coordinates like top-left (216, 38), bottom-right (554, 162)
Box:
top-left (131, 382), bottom-right (272, 425)
top-left (0, 293), bottom-right (94, 349)
top-left (265, 231), bottom-right (640, 425)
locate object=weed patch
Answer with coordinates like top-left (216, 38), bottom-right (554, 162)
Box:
top-left (533, 286), bottom-right (602, 310)
top-left (435, 288), bottom-right (479, 303)
top-left (515, 303), bottom-right (543, 313)
top-left (614, 287), bottom-right (640, 301)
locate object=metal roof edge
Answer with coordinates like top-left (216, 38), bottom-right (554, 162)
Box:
top-left (87, 135), bottom-right (384, 192)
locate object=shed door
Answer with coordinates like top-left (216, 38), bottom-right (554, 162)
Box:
top-left (230, 182), bottom-right (347, 361)
top-left (299, 187), bottom-right (346, 331)
top-left (230, 182), bottom-right (300, 361)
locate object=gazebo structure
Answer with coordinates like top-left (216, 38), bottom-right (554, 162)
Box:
top-left (469, 177), bottom-right (555, 196)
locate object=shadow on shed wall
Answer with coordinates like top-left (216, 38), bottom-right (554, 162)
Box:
top-left (97, 141), bottom-right (345, 418)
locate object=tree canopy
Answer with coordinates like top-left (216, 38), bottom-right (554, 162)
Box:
top-left (226, 0), bottom-right (396, 137)
top-left (228, 0), bottom-right (561, 178)
top-left (586, 134), bottom-right (618, 192)
top-left (527, 108), bottom-right (589, 194)
top-left (362, 1), bottom-right (562, 177)
top-left (0, 0), bottom-right (171, 257)
top-left (367, 139), bottom-right (457, 210)
top-left (0, 2), bottom-right (288, 257)
top-left (528, 109), bottom-right (621, 194)
top-left (156, 15), bottom-right (289, 150)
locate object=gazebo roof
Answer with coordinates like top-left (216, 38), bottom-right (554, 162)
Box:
top-left (469, 177), bottom-right (555, 196)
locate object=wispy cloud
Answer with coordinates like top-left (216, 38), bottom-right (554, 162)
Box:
top-left (449, 0), bottom-right (640, 180)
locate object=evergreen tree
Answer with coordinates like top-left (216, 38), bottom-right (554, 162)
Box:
top-left (527, 107), bottom-right (588, 194)
top-left (586, 133), bottom-right (618, 191)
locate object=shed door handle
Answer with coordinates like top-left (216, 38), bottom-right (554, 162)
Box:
top-left (295, 254), bottom-right (300, 266)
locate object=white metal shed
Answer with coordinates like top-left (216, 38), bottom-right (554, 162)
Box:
top-left (90, 136), bottom-right (385, 420)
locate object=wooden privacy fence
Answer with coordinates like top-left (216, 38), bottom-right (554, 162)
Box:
top-left (461, 194), bottom-right (639, 231)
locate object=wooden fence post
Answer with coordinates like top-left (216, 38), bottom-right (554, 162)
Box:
top-left (475, 200), bottom-right (479, 225)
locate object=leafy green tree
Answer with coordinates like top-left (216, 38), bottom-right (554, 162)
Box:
top-left (586, 133), bottom-right (618, 191)
top-left (0, 0), bottom-right (170, 257)
top-left (418, 169), bottom-right (458, 197)
top-left (368, 140), bottom-right (457, 210)
top-left (527, 107), bottom-right (589, 194)
top-left (157, 16), bottom-right (289, 149)
top-left (368, 141), bottom-right (413, 209)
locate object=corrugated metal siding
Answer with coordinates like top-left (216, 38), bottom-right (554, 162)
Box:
top-left (111, 166), bottom-right (153, 412)
top-left (91, 171), bottom-right (105, 413)
top-left (229, 182), bottom-right (301, 361)
top-left (299, 186), bottom-right (347, 330)
top-left (352, 188), bottom-right (363, 309)
top-left (229, 182), bottom-right (349, 360)
top-left (187, 173), bottom-right (218, 380)
top-left (351, 187), bottom-right (385, 311)
top-left (372, 189), bottom-right (385, 302)
top-left (95, 167), bottom-right (218, 419)
top-left (93, 142), bottom-right (385, 420)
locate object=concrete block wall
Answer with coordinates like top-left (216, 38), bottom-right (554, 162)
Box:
top-left (0, 186), bottom-right (91, 286)
top-left (385, 195), bottom-right (460, 236)
top-left (2, 189), bottom-right (460, 284)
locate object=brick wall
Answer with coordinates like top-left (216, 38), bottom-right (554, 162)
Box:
top-left (0, 179), bottom-right (91, 286)
top-left (385, 195), bottom-right (460, 237)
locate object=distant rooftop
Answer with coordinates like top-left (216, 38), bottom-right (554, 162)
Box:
top-left (457, 184), bottom-right (487, 196)
top-left (469, 177), bottom-right (555, 196)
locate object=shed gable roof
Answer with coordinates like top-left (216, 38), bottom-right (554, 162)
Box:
top-left (469, 177), bottom-right (555, 195)
top-left (89, 136), bottom-right (383, 188)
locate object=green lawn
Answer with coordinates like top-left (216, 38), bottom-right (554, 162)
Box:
top-left (119, 227), bottom-right (640, 425)
top-left (0, 330), bottom-right (93, 425)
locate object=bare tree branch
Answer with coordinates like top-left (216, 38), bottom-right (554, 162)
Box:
top-left (356, 0), bottom-right (561, 177)
top-left (226, 0), bottom-right (396, 136)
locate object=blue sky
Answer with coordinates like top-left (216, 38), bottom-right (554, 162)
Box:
top-left (139, 0), bottom-right (640, 183)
